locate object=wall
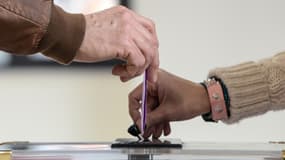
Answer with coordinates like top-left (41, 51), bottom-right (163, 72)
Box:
top-left (0, 69), bottom-right (136, 142)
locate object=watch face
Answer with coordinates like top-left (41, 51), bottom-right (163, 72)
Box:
top-left (111, 138), bottom-right (183, 148)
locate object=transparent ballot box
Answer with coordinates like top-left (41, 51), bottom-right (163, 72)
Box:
top-left (0, 141), bottom-right (284, 160)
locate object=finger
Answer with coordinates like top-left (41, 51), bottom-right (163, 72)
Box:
top-left (112, 64), bottom-right (125, 76)
top-left (112, 64), bottom-right (141, 82)
top-left (120, 76), bottom-right (130, 82)
top-left (153, 124), bottom-right (164, 139)
top-left (147, 96), bottom-right (159, 111)
top-left (132, 22), bottom-right (156, 68)
top-left (112, 42), bottom-right (145, 81)
top-left (114, 22), bottom-right (157, 82)
top-left (134, 15), bottom-right (160, 83)
top-left (133, 96), bottom-right (158, 138)
top-left (134, 118), bottom-right (141, 133)
top-left (152, 138), bottom-right (162, 143)
top-left (125, 31), bottom-right (149, 79)
top-left (143, 126), bottom-right (155, 139)
top-left (147, 48), bottom-right (159, 82)
top-left (130, 11), bottom-right (159, 46)
top-left (163, 122), bottom-right (171, 136)
top-left (128, 84), bottom-right (143, 122)
top-left (112, 64), bottom-right (139, 82)
top-left (146, 105), bottom-right (169, 129)
top-left (134, 117), bottom-right (153, 139)
top-left (112, 63), bottom-right (141, 78)
top-left (133, 22), bottom-right (157, 58)
top-left (133, 21), bottom-right (155, 46)
top-left (118, 73), bottom-right (141, 82)
top-left (132, 21), bottom-right (159, 83)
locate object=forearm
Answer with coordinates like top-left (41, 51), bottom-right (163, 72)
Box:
top-left (0, 0), bottom-right (85, 64)
top-left (208, 52), bottom-right (285, 124)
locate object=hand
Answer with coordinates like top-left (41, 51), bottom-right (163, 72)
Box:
top-left (128, 69), bottom-right (210, 139)
top-left (75, 6), bottom-right (159, 82)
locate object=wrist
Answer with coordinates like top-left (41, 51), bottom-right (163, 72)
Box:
top-left (74, 15), bottom-right (90, 62)
top-left (197, 83), bottom-right (211, 115)
top-left (41, 6), bottom-right (85, 64)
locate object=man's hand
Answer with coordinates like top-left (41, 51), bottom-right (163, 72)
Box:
top-left (75, 6), bottom-right (159, 82)
top-left (128, 69), bottom-right (211, 139)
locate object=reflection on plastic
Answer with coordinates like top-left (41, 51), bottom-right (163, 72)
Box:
top-left (13, 156), bottom-right (70, 160)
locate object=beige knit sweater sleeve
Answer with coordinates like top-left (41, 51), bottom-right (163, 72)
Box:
top-left (208, 52), bottom-right (285, 124)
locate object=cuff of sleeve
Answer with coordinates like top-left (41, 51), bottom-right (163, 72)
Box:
top-left (208, 62), bottom-right (270, 124)
top-left (39, 5), bottom-right (86, 64)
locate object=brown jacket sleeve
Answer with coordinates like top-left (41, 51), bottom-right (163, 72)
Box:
top-left (0, 0), bottom-right (86, 64)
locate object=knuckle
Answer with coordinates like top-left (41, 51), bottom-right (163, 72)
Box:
top-left (128, 88), bottom-right (139, 100)
top-left (149, 39), bottom-right (156, 48)
top-left (145, 57), bottom-right (152, 67)
top-left (132, 62), bottom-right (145, 73)
top-left (115, 48), bottom-right (124, 58)
top-left (145, 19), bottom-right (156, 32)
top-left (137, 57), bottom-right (146, 67)
top-left (128, 92), bottom-right (133, 99)
top-left (150, 19), bottom-right (156, 28)
top-left (129, 53), bottom-right (145, 67)
top-left (116, 5), bottom-right (127, 11)
top-left (152, 60), bottom-right (159, 68)
top-left (146, 38), bottom-right (158, 50)
top-left (128, 109), bottom-right (134, 117)
top-left (121, 38), bottom-right (130, 47)
top-left (152, 42), bottom-right (158, 49)
top-left (135, 70), bottom-right (144, 77)
top-left (154, 39), bottom-right (159, 48)
top-left (123, 47), bottom-right (133, 59)
top-left (119, 23), bottom-right (131, 36)
top-left (115, 45), bottom-right (127, 59)
top-left (119, 39), bottom-right (131, 51)
top-left (122, 23), bottom-right (131, 34)
top-left (120, 10), bottom-right (132, 21)
top-left (147, 48), bottom-right (156, 59)
top-left (155, 61), bottom-right (160, 68)
top-left (153, 55), bottom-right (160, 68)
top-left (150, 36), bottom-right (159, 47)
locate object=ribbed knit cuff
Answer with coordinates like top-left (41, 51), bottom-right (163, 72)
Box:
top-left (208, 62), bottom-right (270, 124)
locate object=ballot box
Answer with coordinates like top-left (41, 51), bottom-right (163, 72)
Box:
top-left (0, 141), bottom-right (284, 160)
